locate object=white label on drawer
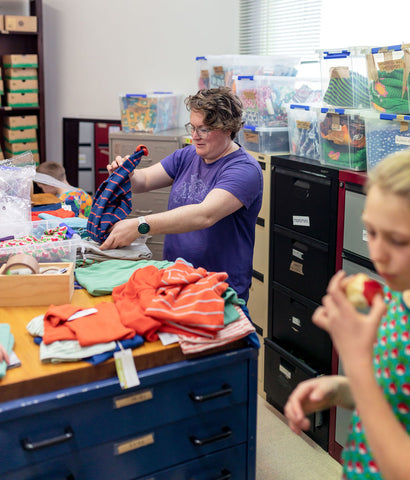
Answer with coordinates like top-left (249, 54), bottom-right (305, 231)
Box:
top-left (290, 260), bottom-right (304, 276)
top-left (395, 135), bottom-right (410, 146)
top-left (78, 153), bottom-right (87, 165)
top-left (279, 364), bottom-right (292, 380)
top-left (363, 229), bottom-right (368, 242)
top-left (114, 348), bottom-right (140, 389)
top-left (293, 215), bottom-right (310, 227)
top-left (292, 248), bottom-right (304, 260)
top-left (291, 316), bottom-right (301, 327)
top-left (115, 433), bottom-right (154, 455)
top-left (113, 389), bottom-right (153, 409)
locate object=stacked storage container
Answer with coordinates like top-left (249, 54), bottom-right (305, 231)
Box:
top-left (316, 47), bottom-right (371, 171)
top-left (364, 44), bottom-right (410, 171)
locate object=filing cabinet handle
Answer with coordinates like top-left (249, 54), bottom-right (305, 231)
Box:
top-left (190, 426), bottom-right (232, 446)
top-left (134, 209), bottom-right (153, 215)
top-left (189, 383), bottom-right (232, 402)
top-left (215, 469), bottom-right (232, 480)
top-left (21, 427), bottom-right (74, 451)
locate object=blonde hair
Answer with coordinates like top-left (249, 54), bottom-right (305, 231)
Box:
top-left (365, 149), bottom-right (410, 204)
top-left (36, 161), bottom-right (66, 181)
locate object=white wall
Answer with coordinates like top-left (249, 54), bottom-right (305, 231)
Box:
top-left (42, 0), bottom-right (239, 163)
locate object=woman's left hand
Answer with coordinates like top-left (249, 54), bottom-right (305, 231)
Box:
top-left (99, 218), bottom-right (140, 250)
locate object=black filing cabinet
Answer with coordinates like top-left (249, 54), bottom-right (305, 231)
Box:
top-left (264, 155), bottom-right (340, 450)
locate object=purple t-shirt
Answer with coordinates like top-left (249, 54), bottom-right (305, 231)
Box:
top-left (161, 144), bottom-right (263, 302)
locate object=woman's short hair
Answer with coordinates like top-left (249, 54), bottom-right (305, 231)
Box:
top-left (366, 149), bottom-right (410, 204)
top-left (185, 86), bottom-right (244, 140)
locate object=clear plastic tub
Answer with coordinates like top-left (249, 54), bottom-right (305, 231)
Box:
top-left (365, 44), bottom-right (410, 114)
top-left (318, 47), bottom-right (371, 109)
top-left (318, 107), bottom-right (367, 171)
top-left (239, 125), bottom-right (289, 154)
top-left (365, 112), bottom-right (410, 170)
top-left (119, 92), bottom-right (182, 133)
top-left (287, 104), bottom-right (320, 161)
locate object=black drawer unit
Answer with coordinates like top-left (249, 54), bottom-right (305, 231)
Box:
top-left (270, 283), bottom-right (332, 373)
top-left (264, 338), bottom-right (329, 450)
top-left (273, 166), bottom-right (336, 243)
top-left (265, 155), bottom-right (339, 452)
top-left (272, 225), bottom-right (332, 304)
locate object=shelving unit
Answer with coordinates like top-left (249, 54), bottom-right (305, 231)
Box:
top-left (0, 0), bottom-right (45, 162)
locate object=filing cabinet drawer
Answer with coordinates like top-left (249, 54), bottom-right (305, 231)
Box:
top-left (0, 360), bottom-right (249, 474)
top-left (271, 284), bottom-right (332, 372)
top-left (343, 189), bottom-right (369, 259)
top-left (131, 190), bottom-right (170, 217)
top-left (272, 227), bottom-right (332, 304)
top-left (264, 338), bottom-right (329, 450)
top-left (110, 137), bottom-right (180, 165)
top-left (248, 273), bottom-right (268, 336)
top-left (273, 167), bottom-right (333, 243)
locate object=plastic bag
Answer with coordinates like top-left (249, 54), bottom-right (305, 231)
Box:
top-left (0, 151), bottom-right (36, 239)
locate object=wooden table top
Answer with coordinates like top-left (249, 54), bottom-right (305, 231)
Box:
top-left (0, 289), bottom-right (185, 402)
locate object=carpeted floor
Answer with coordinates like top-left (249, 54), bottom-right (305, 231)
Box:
top-left (256, 395), bottom-right (342, 480)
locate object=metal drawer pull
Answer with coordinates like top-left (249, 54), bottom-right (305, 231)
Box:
top-left (190, 426), bottom-right (232, 446)
top-left (189, 383), bottom-right (232, 402)
top-left (21, 427), bottom-right (74, 451)
top-left (216, 469), bottom-right (232, 480)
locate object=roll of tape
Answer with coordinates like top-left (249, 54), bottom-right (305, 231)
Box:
top-left (3, 253), bottom-right (40, 275)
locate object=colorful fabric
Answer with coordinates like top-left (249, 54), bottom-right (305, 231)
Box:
top-left (161, 145), bottom-right (263, 302)
top-left (31, 208), bottom-right (75, 221)
top-left (112, 258), bottom-right (229, 341)
top-left (59, 189), bottom-right (93, 218)
top-left (323, 71), bottom-right (370, 108)
top-left (342, 288), bottom-right (410, 479)
top-left (369, 68), bottom-right (410, 114)
top-left (366, 124), bottom-right (410, 170)
top-left (86, 155), bottom-right (139, 243)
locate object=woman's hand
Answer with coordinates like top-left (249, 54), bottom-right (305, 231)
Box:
top-left (284, 375), bottom-right (352, 435)
top-left (107, 155), bottom-right (132, 176)
top-left (99, 218), bottom-right (140, 250)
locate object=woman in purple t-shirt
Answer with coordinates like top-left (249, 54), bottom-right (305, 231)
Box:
top-left (100, 87), bottom-right (262, 302)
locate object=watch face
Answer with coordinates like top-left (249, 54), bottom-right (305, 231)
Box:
top-left (138, 222), bottom-right (150, 234)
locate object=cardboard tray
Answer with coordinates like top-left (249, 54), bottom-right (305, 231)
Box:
top-left (0, 262), bottom-right (74, 307)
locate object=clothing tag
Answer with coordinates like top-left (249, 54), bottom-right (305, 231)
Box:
top-left (157, 332), bottom-right (179, 346)
top-left (114, 348), bottom-right (140, 389)
top-left (67, 308), bottom-right (98, 321)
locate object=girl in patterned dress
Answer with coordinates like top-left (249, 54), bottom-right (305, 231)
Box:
top-left (284, 149), bottom-right (410, 480)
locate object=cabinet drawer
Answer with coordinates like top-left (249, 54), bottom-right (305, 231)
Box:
top-left (343, 189), bottom-right (369, 259)
top-left (137, 444), bottom-right (247, 480)
top-left (273, 167), bottom-right (333, 242)
top-left (271, 284), bottom-right (332, 372)
top-left (264, 338), bottom-right (329, 450)
top-left (272, 227), bottom-right (332, 304)
top-left (0, 361), bottom-right (248, 474)
top-left (110, 138), bottom-right (179, 165)
top-left (131, 190), bottom-right (170, 217)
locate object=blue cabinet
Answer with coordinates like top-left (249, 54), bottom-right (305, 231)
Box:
top-left (0, 347), bottom-right (257, 480)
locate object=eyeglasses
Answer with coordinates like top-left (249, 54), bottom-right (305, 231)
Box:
top-left (185, 123), bottom-right (211, 139)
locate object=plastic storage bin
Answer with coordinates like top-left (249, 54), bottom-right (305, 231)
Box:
top-left (239, 125), bottom-right (289, 154)
top-left (119, 92), bottom-right (182, 134)
top-left (196, 55), bottom-right (300, 90)
top-left (0, 238), bottom-right (79, 266)
top-left (365, 112), bottom-right (410, 170)
top-left (365, 44), bottom-right (410, 114)
top-left (318, 47), bottom-right (371, 109)
top-left (287, 104), bottom-right (320, 161)
top-left (318, 107), bottom-right (367, 171)
top-left (236, 75), bottom-right (296, 128)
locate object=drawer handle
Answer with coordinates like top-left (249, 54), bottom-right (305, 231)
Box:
top-left (215, 469), bottom-right (232, 480)
top-left (134, 209), bottom-right (153, 215)
top-left (21, 427), bottom-right (74, 451)
top-left (189, 383), bottom-right (232, 402)
top-left (190, 426), bottom-right (232, 446)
